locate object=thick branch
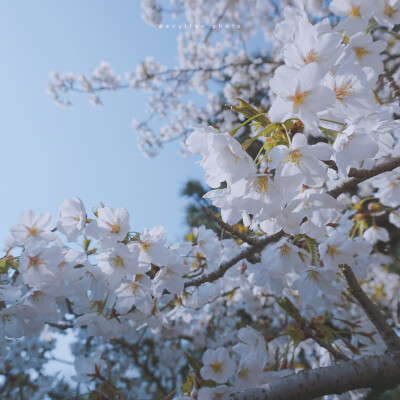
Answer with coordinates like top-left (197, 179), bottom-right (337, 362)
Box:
top-left (328, 157), bottom-right (400, 199)
top-left (223, 354), bottom-right (400, 400)
top-left (339, 264), bottom-right (400, 353)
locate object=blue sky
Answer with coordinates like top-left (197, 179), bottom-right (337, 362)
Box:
top-left (0, 0), bottom-right (205, 245)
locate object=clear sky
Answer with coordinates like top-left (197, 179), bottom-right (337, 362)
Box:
top-left (0, 0), bottom-right (205, 246)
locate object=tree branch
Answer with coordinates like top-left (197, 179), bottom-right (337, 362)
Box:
top-left (383, 66), bottom-right (400, 104)
top-left (339, 264), bottom-right (400, 353)
top-left (327, 157), bottom-right (400, 199)
top-left (223, 354), bottom-right (400, 400)
top-left (184, 230), bottom-right (285, 288)
top-left (184, 157), bottom-right (400, 288)
top-left (303, 326), bottom-right (350, 362)
top-left (201, 206), bottom-right (258, 245)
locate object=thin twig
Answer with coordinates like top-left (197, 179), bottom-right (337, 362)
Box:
top-left (339, 264), bottom-right (400, 353)
top-left (201, 206), bottom-right (258, 245)
top-left (184, 230), bottom-right (285, 288)
top-left (303, 326), bottom-right (350, 362)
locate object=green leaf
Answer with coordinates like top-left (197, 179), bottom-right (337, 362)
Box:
top-left (184, 352), bottom-right (201, 374)
top-left (277, 297), bottom-right (304, 324)
top-left (231, 98), bottom-right (270, 127)
top-left (180, 375), bottom-right (195, 395)
top-left (0, 258), bottom-right (18, 274)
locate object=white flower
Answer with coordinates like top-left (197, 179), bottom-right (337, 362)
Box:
top-left (293, 267), bottom-right (340, 304)
top-left (197, 385), bottom-right (234, 400)
top-left (10, 210), bottom-right (55, 248)
top-left (232, 326), bottom-right (268, 367)
top-left (19, 245), bottom-right (64, 290)
top-left (389, 211), bottom-right (400, 228)
top-left (332, 125), bottom-right (379, 177)
top-left (371, 168), bottom-right (400, 207)
top-left (115, 274), bottom-right (153, 314)
top-left (373, 0), bottom-right (400, 30)
top-left (128, 226), bottom-right (169, 272)
top-left (152, 257), bottom-right (188, 297)
top-left (96, 243), bottom-right (139, 289)
top-left (283, 19), bottom-right (344, 72)
top-left (325, 56), bottom-right (378, 121)
top-left (57, 197), bottom-right (86, 241)
top-left (269, 63), bottom-right (335, 127)
top-left (0, 305), bottom-right (36, 338)
top-left (268, 133), bottom-right (332, 189)
top-left (345, 33), bottom-right (387, 77)
top-left (330, 0), bottom-right (374, 35)
top-left (363, 225), bottom-right (390, 244)
top-left (186, 125), bottom-right (257, 187)
top-left (85, 206), bottom-right (130, 250)
top-left (72, 349), bottom-right (107, 382)
top-left (200, 347), bottom-right (236, 384)
top-left (234, 355), bottom-right (265, 390)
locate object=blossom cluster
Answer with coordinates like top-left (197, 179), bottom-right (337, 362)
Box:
top-left (2, 1), bottom-right (400, 399)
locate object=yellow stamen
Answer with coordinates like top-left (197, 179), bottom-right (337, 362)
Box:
top-left (238, 368), bottom-right (250, 379)
top-left (303, 49), bottom-right (319, 64)
top-left (228, 148), bottom-right (239, 163)
top-left (210, 361), bottom-right (223, 372)
top-left (327, 245), bottom-right (341, 257)
top-left (28, 256), bottom-right (44, 269)
top-left (353, 46), bottom-right (370, 61)
top-left (109, 223), bottom-right (120, 234)
top-left (284, 149), bottom-right (304, 167)
top-left (141, 241), bottom-right (153, 253)
top-left (112, 256), bottom-right (124, 268)
top-left (334, 80), bottom-right (354, 101)
top-left (307, 269), bottom-right (320, 282)
top-left (349, 5), bottom-right (361, 17)
top-left (279, 243), bottom-right (290, 256)
top-left (28, 226), bottom-right (38, 236)
top-left (384, 3), bottom-right (398, 18)
top-left (288, 91), bottom-right (310, 111)
top-left (252, 176), bottom-right (269, 194)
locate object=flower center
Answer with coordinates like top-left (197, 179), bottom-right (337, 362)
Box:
top-left (327, 245), bottom-right (341, 257)
top-left (252, 176), bottom-right (269, 194)
top-left (112, 255), bottom-right (124, 268)
top-left (307, 269), bottom-right (320, 283)
top-left (238, 367), bottom-right (250, 379)
top-left (279, 244), bottom-right (289, 256)
top-left (1, 314), bottom-right (13, 323)
top-left (334, 80), bottom-right (354, 101)
top-left (141, 241), bottom-right (153, 253)
top-left (28, 255), bottom-right (44, 269)
top-left (285, 149), bottom-right (304, 167)
top-left (303, 49), bottom-right (319, 64)
top-left (28, 225), bottom-right (39, 237)
top-left (349, 5), bottom-right (361, 17)
top-left (129, 283), bottom-right (139, 294)
top-left (384, 3), bottom-right (398, 18)
top-left (108, 223), bottom-right (121, 234)
top-left (210, 361), bottom-right (223, 372)
top-left (288, 90), bottom-right (310, 111)
top-left (353, 46), bottom-right (370, 61)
